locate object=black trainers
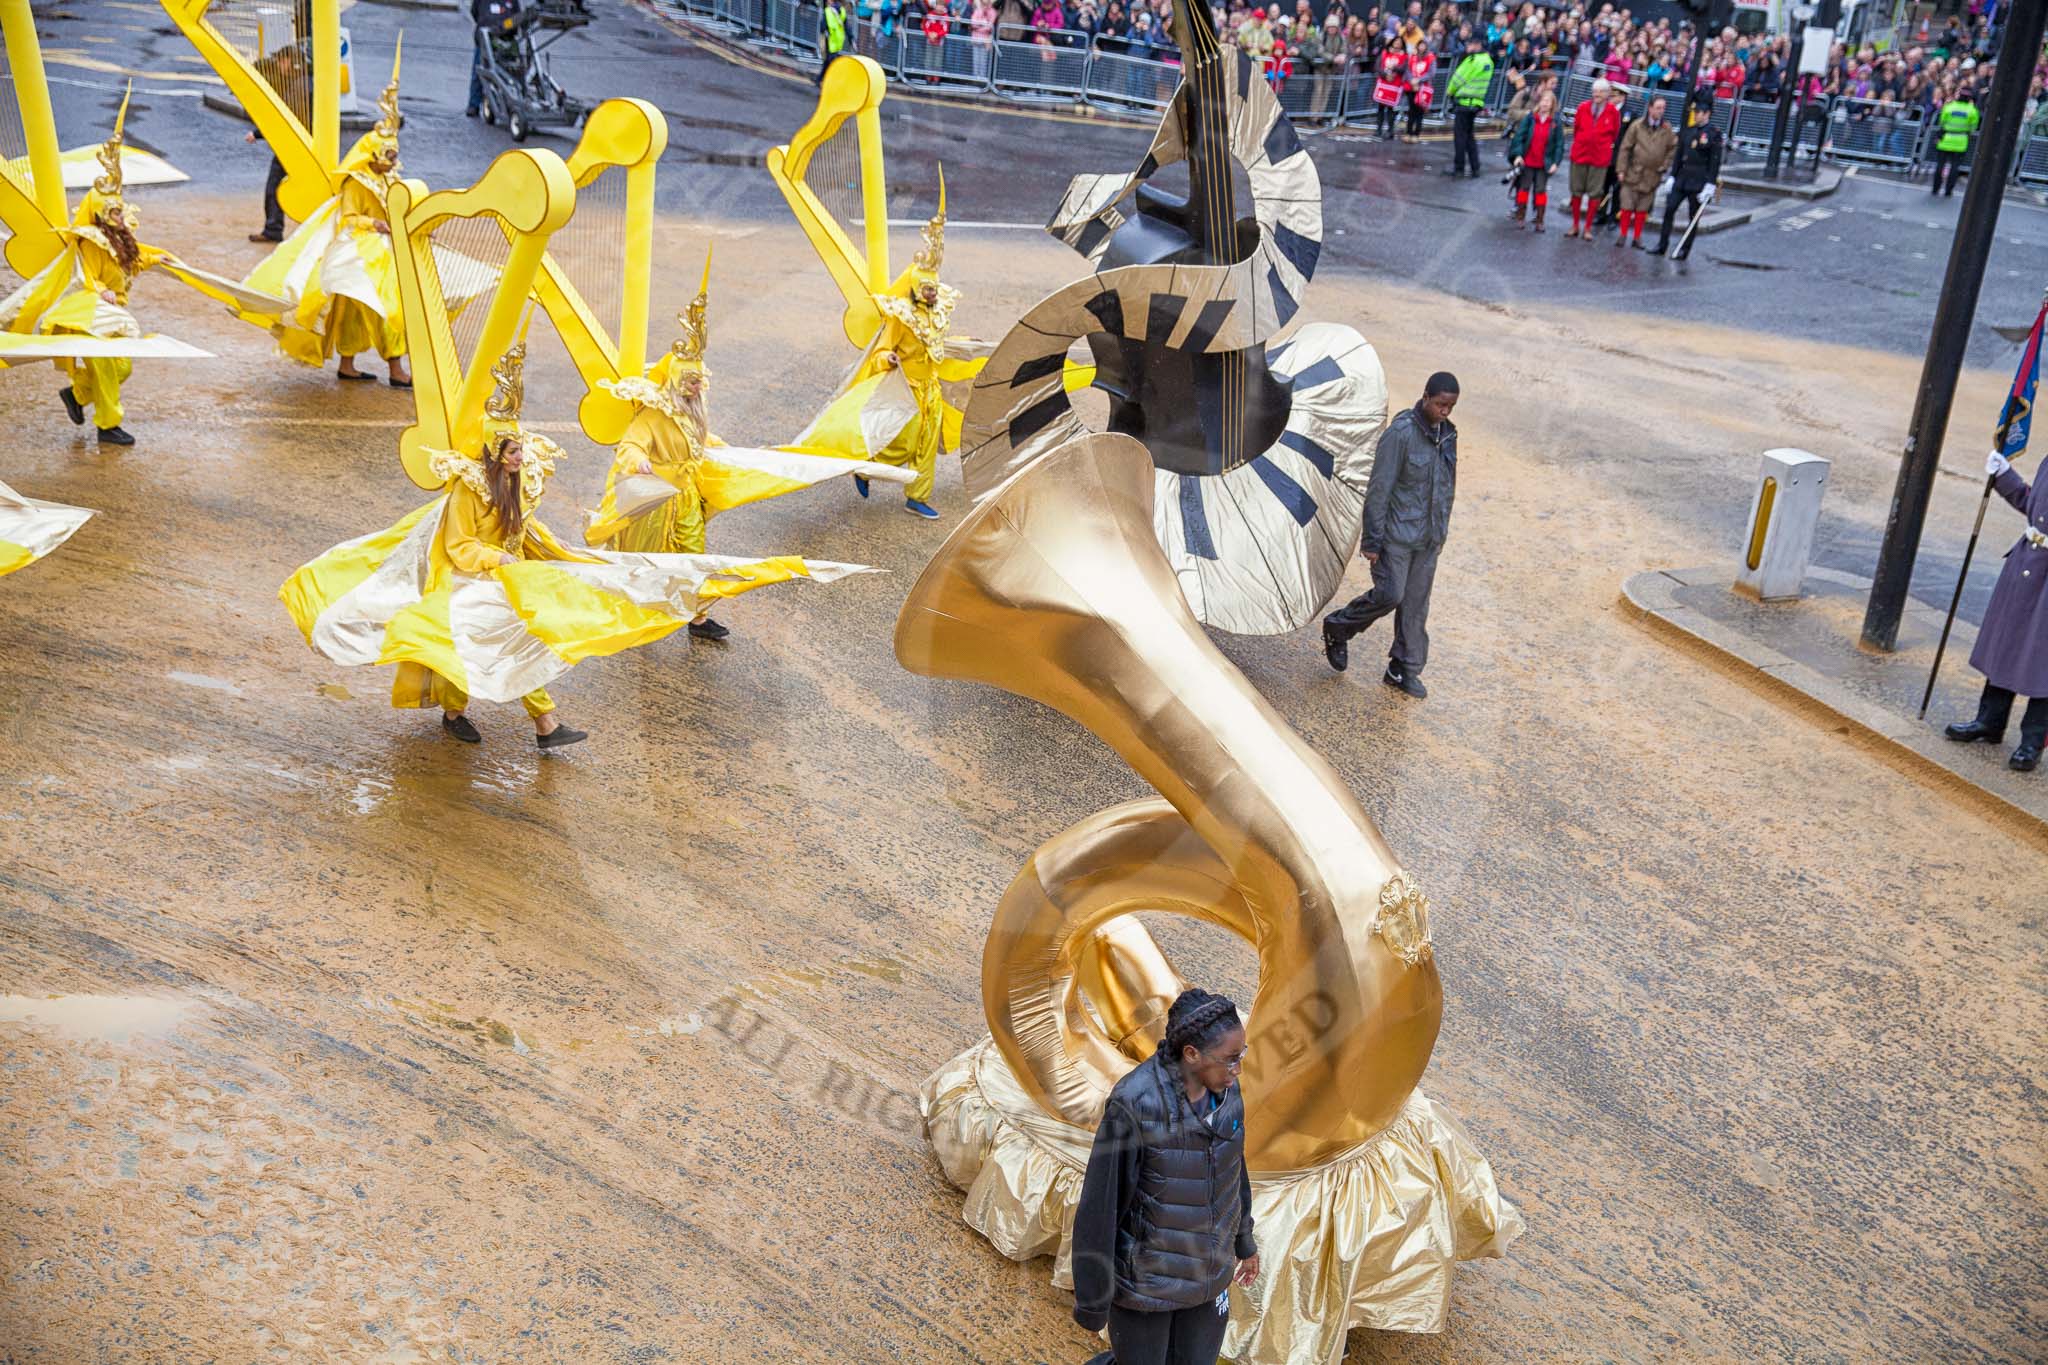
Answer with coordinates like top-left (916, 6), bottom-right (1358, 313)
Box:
top-left (98, 425), bottom-right (136, 447)
top-left (1322, 629), bottom-right (1348, 672)
top-left (58, 386), bottom-right (84, 426)
top-left (688, 617), bottom-right (731, 641)
top-left (537, 724), bottom-right (588, 750)
top-left (1382, 666), bottom-right (1426, 699)
top-left (442, 713), bottom-right (482, 743)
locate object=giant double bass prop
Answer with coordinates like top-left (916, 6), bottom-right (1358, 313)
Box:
top-left (959, 0), bottom-right (1386, 635)
top-left (909, 3), bottom-right (1520, 1358)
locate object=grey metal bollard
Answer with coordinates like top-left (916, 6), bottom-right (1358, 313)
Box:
top-left (1736, 448), bottom-right (1830, 601)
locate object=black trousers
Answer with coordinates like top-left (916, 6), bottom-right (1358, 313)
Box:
top-left (1656, 185), bottom-right (1703, 255)
top-left (1932, 148), bottom-right (1965, 195)
top-left (1405, 97), bottom-right (1426, 137)
top-left (262, 154), bottom-right (286, 239)
top-left (1323, 539), bottom-right (1442, 677)
top-left (1376, 102), bottom-right (1398, 138)
top-left (1452, 106), bottom-right (1480, 173)
top-left (1975, 683), bottom-right (2048, 746)
top-left (1083, 1296), bottom-right (1231, 1365)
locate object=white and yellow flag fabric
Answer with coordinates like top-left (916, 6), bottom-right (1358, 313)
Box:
top-left (0, 479), bottom-right (92, 577)
top-left (281, 496), bottom-right (876, 704)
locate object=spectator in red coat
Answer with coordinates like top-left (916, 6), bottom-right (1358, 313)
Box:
top-left (1565, 77), bottom-right (1623, 240)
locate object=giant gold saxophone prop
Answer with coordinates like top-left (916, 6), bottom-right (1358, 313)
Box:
top-left (904, 434), bottom-right (1520, 1361)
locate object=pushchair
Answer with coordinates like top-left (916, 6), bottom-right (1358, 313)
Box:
top-left (474, 0), bottom-right (595, 141)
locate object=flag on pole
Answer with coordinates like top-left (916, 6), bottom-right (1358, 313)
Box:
top-left (1994, 297), bottom-right (2046, 458)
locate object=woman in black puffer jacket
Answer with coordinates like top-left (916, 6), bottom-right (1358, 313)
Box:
top-left (1072, 989), bottom-right (1260, 1365)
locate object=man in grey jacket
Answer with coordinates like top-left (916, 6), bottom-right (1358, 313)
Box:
top-left (1321, 373), bottom-right (1460, 697)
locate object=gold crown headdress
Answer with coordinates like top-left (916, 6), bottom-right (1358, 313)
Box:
top-left (912, 169), bottom-right (946, 276)
top-left (372, 36), bottom-right (403, 157)
top-left (93, 82), bottom-right (133, 202)
top-left (667, 248), bottom-right (712, 378)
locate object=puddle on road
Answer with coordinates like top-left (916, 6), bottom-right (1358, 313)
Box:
top-left (166, 671), bottom-right (245, 695)
top-left (0, 994), bottom-right (195, 1043)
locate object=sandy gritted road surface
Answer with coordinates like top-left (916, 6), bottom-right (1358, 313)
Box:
top-left (0, 188), bottom-right (2043, 1364)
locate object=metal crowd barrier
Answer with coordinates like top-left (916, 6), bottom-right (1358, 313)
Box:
top-left (1083, 47), bottom-right (1180, 112)
top-left (991, 24), bottom-right (1092, 99)
top-left (1823, 96), bottom-right (1925, 168)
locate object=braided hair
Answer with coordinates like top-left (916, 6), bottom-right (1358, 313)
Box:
top-left (1160, 987), bottom-right (1242, 1069)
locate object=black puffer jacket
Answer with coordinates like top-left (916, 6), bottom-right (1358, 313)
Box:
top-left (1071, 1053), bottom-right (1256, 1330)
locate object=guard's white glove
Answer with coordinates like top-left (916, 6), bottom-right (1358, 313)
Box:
top-left (1701, 182), bottom-right (1717, 202)
top-left (1659, 175), bottom-right (1674, 197)
top-left (1987, 450), bottom-right (2011, 477)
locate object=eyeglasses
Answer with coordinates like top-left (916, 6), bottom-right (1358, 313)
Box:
top-left (1201, 1047), bottom-right (1245, 1072)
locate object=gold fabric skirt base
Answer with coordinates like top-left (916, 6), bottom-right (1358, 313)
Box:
top-left (920, 1037), bottom-right (1525, 1364)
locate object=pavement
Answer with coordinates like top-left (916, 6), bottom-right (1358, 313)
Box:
top-left (1623, 564), bottom-right (2048, 836)
top-left (5, 4), bottom-right (2048, 1363)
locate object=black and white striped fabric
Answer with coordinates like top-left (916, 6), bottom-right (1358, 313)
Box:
top-left (961, 47), bottom-right (1387, 636)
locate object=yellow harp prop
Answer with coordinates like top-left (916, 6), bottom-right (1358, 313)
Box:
top-left (765, 55), bottom-right (896, 349)
top-left (157, 0), bottom-right (343, 220)
top-left (386, 149), bottom-right (576, 489)
top-left (0, 0), bottom-right (69, 277)
top-left (525, 97), bottom-right (667, 445)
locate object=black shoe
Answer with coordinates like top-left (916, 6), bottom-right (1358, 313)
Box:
top-left (1323, 629), bottom-right (1348, 672)
top-left (1443, 167), bottom-right (1463, 176)
top-left (537, 724), bottom-right (588, 750)
top-left (1943, 718), bottom-right (2006, 743)
top-left (853, 474), bottom-right (871, 499)
top-left (688, 617), bottom-right (731, 641)
top-left (389, 376), bottom-right (413, 390)
top-left (442, 713), bottom-right (482, 744)
top-left (248, 230), bottom-right (282, 243)
top-left (1382, 665), bottom-right (1427, 699)
top-left (465, 106), bottom-right (480, 118)
top-left (58, 386), bottom-right (84, 426)
top-left (337, 369), bottom-right (376, 383)
top-left (97, 425), bottom-right (135, 447)
top-left (1631, 238), bottom-right (1645, 249)
top-left (1647, 242), bottom-right (1667, 256)
top-left (2012, 743), bottom-right (2043, 772)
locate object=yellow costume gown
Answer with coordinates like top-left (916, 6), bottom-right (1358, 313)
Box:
top-left (0, 188), bottom-right (163, 432)
top-left (241, 77), bottom-right (443, 369)
top-left (282, 345), bottom-right (878, 717)
top-left (0, 479), bottom-right (92, 576)
top-left (588, 268), bottom-right (915, 555)
top-left (781, 203), bottom-right (983, 508)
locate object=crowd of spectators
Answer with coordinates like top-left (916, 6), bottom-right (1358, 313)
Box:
top-left (837, 0), bottom-right (2045, 129)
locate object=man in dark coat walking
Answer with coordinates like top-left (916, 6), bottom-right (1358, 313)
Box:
top-left (1944, 448), bottom-right (2048, 771)
top-left (1321, 372), bottom-right (1460, 698)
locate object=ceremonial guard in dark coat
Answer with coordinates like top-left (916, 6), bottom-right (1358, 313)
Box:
top-left (1946, 451), bottom-right (2048, 771)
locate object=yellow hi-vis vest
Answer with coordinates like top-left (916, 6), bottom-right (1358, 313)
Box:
top-left (825, 4), bottom-right (848, 53)
top-left (1937, 100), bottom-right (1980, 153)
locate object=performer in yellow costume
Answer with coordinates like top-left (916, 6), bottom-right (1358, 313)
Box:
top-left (282, 339), bottom-right (876, 749)
top-left (587, 253), bottom-right (912, 639)
top-left (0, 100), bottom-right (169, 447)
top-left (244, 54), bottom-right (413, 387)
top-left (784, 194), bottom-right (972, 519)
